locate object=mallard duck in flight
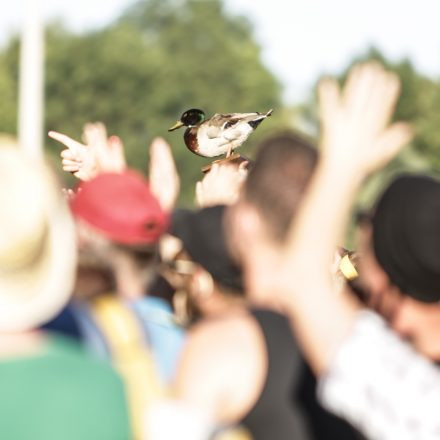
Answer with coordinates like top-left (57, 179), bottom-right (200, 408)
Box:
top-left (168, 108), bottom-right (273, 158)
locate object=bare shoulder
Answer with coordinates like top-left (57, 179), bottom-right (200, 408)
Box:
top-left (192, 312), bottom-right (260, 345)
top-left (178, 312), bottom-right (264, 379)
top-left (175, 311), bottom-right (267, 423)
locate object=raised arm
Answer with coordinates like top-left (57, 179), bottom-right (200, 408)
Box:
top-left (148, 137), bottom-right (180, 212)
top-left (281, 62), bottom-right (412, 373)
top-left (275, 63), bottom-right (440, 440)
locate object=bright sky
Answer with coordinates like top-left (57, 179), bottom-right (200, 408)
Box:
top-left (2, 0), bottom-right (440, 102)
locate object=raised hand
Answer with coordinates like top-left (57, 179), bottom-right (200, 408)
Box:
top-left (280, 62), bottom-right (413, 375)
top-left (49, 122), bottom-right (127, 182)
top-left (318, 62), bottom-right (412, 177)
top-left (49, 130), bottom-right (98, 181)
top-left (82, 122), bottom-right (126, 174)
top-left (195, 162), bottom-right (248, 208)
top-left (149, 137), bottom-right (180, 212)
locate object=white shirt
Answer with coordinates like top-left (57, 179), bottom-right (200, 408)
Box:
top-left (318, 310), bottom-right (440, 440)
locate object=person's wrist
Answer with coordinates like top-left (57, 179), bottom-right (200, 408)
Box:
top-left (315, 156), bottom-right (365, 191)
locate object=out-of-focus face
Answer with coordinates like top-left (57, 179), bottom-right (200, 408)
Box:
top-left (223, 202), bottom-right (249, 266)
top-left (225, 202), bottom-right (287, 306)
top-left (357, 224), bottom-right (440, 361)
top-left (391, 296), bottom-right (440, 361)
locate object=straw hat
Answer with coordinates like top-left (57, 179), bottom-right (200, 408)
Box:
top-left (0, 147), bottom-right (77, 332)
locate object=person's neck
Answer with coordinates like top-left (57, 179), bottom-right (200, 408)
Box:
top-left (243, 242), bottom-right (287, 313)
top-left (111, 251), bottom-right (146, 302)
top-left (202, 293), bottom-right (247, 317)
top-left (0, 330), bottom-right (47, 359)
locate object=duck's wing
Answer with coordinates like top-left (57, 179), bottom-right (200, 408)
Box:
top-left (205, 113), bottom-right (234, 138)
top-left (206, 110), bottom-right (272, 139)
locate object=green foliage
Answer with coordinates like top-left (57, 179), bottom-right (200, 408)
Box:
top-left (0, 38), bottom-right (19, 135)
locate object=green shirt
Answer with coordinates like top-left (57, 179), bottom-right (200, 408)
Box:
top-left (0, 335), bottom-right (132, 439)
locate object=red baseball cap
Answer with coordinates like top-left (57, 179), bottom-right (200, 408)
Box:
top-left (70, 171), bottom-right (169, 245)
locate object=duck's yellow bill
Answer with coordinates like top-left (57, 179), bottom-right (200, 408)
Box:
top-left (168, 121), bottom-right (184, 131)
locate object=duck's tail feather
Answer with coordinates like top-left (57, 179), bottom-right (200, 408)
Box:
top-left (247, 109), bottom-right (273, 129)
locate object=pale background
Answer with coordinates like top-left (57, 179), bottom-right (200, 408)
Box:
top-left (2, 0), bottom-right (439, 102)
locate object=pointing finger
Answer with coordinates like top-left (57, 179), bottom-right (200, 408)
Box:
top-left (48, 131), bottom-right (84, 155)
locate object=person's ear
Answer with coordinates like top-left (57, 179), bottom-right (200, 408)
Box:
top-left (357, 223), bottom-right (390, 296)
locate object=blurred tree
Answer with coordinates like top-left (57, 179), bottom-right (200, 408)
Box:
top-left (0, 39), bottom-right (19, 135)
top-left (0, 0), bottom-right (282, 204)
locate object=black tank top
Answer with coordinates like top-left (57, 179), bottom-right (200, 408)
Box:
top-left (240, 309), bottom-right (311, 440)
top-left (241, 309), bottom-right (364, 440)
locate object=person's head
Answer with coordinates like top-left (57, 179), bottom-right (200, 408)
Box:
top-left (0, 147), bottom-right (77, 332)
top-left (227, 132), bottom-right (317, 302)
top-left (70, 170), bottom-right (169, 300)
top-left (161, 205), bottom-right (244, 320)
top-left (356, 174), bottom-right (440, 360)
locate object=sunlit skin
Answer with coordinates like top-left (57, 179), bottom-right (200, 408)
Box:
top-left (357, 224), bottom-right (440, 361)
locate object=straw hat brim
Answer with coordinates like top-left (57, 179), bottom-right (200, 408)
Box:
top-left (0, 200), bottom-right (77, 332)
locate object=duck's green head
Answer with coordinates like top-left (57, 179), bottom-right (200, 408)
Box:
top-left (168, 109), bottom-right (205, 131)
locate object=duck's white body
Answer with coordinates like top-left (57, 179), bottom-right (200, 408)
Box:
top-left (194, 110), bottom-right (273, 158)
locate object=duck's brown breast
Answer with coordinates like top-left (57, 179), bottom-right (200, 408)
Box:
top-left (184, 127), bottom-right (204, 157)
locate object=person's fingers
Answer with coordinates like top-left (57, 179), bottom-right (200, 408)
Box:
top-left (150, 137), bottom-right (173, 164)
top-left (349, 65), bottom-right (399, 137)
top-left (83, 122), bottom-right (108, 155)
top-left (61, 188), bottom-right (75, 196)
top-left (94, 123), bottom-right (109, 152)
top-left (210, 163), bottom-right (219, 174)
top-left (48, 131), bottom-right (83, 155)
top-left (344, 63), bottom-right (382, 121)
top-left (371, 122), bottom-right (413, 170)
top-left (341, 62), bottom-right (364, 108)
top-left (238, 160), bottom-right (250, 170)
top-left (95, 122), bottom-right (107, 138)
top-left (318, 77), bottom-right (340, 127)
top-left (60, 149), bottom-right (76, 159)
top-left (369, 71), bottom-right (401, 132)
top-left (62, 165), bottom-right (81, 172)
top-left (150, 137), bottom-right (176, 173)
top-left (195, 181), bottom-right (203, 205)
top-left (107, 135), bottom-right (127, 170)
top-left (82, 123), bottom-right (94, 144)
top-left (62, 159), bottom-right (82, 167)
top-left (87, 124), bottom-right (100, 146)
top-left (238, 161), bottom-right (249, 179)
top-left (109, 135), bottom-right (123, 150)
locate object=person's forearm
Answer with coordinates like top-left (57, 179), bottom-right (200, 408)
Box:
top-left (286, 157), bottom-right (363, 289)
top-left (283, 279), bottom-right (359, 375)
top-left (280, 62), bottom-right (410, 378)
top-left (282, 159), bottom-right (364, 374)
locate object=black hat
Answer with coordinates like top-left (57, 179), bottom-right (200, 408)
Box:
top-left (372, 174), bottom-right (440, 303)
top-left (170, 205), bottom-right (243, 293)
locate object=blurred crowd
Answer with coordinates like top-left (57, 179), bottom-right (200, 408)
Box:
top-left (1, 62), bottom-right (440, 440)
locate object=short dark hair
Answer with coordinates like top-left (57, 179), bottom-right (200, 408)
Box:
top-left (243, 132), bottom-right (317, 243)
top-left (372, 174), bottom-right (440, 303)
